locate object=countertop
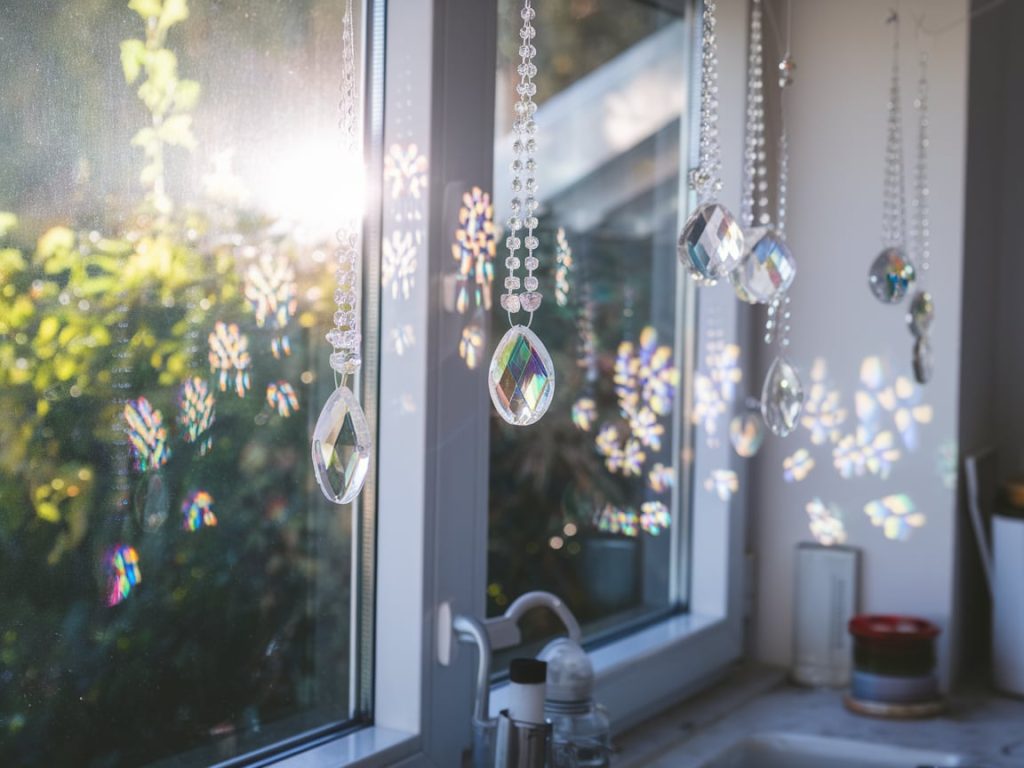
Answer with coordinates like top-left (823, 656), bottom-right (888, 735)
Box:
top-left (615, 666), bottom-right (1024, 767)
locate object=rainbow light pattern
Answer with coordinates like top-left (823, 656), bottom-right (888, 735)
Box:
top-left (648, 463), bottom-right (674, 493)
top-left (179, 377), bottom-right (215, 455)
top-left (459, 324), bottom-right (484, 370)
top-left (806, 498), bottom-right (847, 546)
top-left (266, 381), bottom-right (299, 417)
top-left (106, 544), bottom-right (141, 607)
top-left (393, 324), bottom-right (416, 356)
top-left (864, 494), bottom-right (925, 541)
top-left (783, 448), bottom-right (815, 483)
top-left (801, 358), bottom-right (847, 445)
top-left (595, 423), bottom-right (646, 476)
top-left (384, 143), bottom-right (429, 201)
top-left (729, 412), bottom-right (764, 457)
top-left (451, 186), bottom-right (496, 313)
top-left (704, 469), bottom-right (739, 501)
top-left (595, 505), bottom-right (639, 537)
top-left (832, 427), bottom-right (901, 479)
top-left (208, 321), bottom-right (251, 397)
top-left (124, 397), bottom-right (170, 471)
top-left (640, 501), bottom-right (671, 535)
top-left (554, 228), bottom-right (573, 307)
top-left (244, 251), bottom-right (297, 358)
top-left (571, 397), bottom-right (597, 432)
top-left (182, 490), bottom-right (217, 531)
top-left (383, 230), bottom-right (417, 301)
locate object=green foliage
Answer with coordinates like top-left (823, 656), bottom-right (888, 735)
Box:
top-left (0, 2), bottom-right (344, 765)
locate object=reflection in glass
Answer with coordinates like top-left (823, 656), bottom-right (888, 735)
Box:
top-left (488, 0), bottom-right (689, 647)
top-left (0, 1), bottom-right (362, 764)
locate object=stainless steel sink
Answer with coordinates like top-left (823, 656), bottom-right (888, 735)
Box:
top-left (699, 732), bottom-right (967, 768)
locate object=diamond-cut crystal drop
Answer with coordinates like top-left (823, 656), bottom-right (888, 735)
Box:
top-left (731, 227), bottom-right (796, 304)
top-left (312, 386), bottom-right (371, 504)
top-left (907, 290), bottom-right (934, 337)
top-left (760, 356), bottom-right (804, 437)
top-left (868, 247), bottom-right (916, 303)
top-left (488, 325), bottom-right (555, 426)
top-left (913, 336), bottom-right (933, 384)
top-left (519, 291), bottom-right (542, 312)
top-left (678, 201), bottom-right (745, 282)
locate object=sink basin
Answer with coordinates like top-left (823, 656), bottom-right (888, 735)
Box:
top-left (700, 732), bottom-right (967, 768)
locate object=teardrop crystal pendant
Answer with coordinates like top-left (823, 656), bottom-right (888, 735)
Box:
top-left (868, 247), bottom-right (916, 303)
top-left (760, 356), bottom-right (804, 437)
top-left (312, 385), bottom-right (372, 504)
top-left (907, 290), bottom-right (934, 337)
top-left (731, 227), bottom-right (796, 304)
top-left (913, 335), bottom-right (933, 384)
top-left (678, 202), bottom-right (745, 283)
top-left (488, 325), bottom-right (555, 426)
top-left (730, 410), bottom-right (766, 457)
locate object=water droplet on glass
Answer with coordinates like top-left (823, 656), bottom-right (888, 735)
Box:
top-left (868, 247), bottom-right (916, 303)
top-left (761, 356), bottom-right (804, 437)
top-left (312, 385), bottom-right (372, 504)
top-left (678, 201), bottom-right (745, 283)
top-left (488, 325), bottom-right (555, 426)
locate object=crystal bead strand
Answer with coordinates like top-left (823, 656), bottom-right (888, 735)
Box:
top-left (908, 50), bottom-right (934, 383)
top-left (882, 12), bottom-right (906, 250)
top-left (677, 0), bottom-right (744, 284)
top-left (500, 0), bottom-right (542, 321)
top-left (912, 52), bottom-right (930, 282)
top-left (740, 0), bottom-right (766, 231)
top-left (327, 0), bottom-right (363, 380)
top-left (487, 0), bottom-right (555, 426)
top-left (693, 1), bottom-right (723, 200)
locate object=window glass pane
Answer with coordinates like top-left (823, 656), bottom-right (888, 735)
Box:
top-left (0, 1), bottom-right (369, 765)
top-left (488, 0), bottom-right (690, 646)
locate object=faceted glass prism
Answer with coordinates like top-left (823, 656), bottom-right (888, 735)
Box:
top-left (760, 356), bottom-right (804, 437)
top-left (868, 247), bottom-right (916, 303)
top-left (913, 336), bottom-right (933, 384)
top-left (731, 227), bottom-right (797, 304)
top-left (907, 290), bottom-right (934, 337)
top-left (488, 325), bottom-right (555, 426)
top-left (312, 385), bottom-right (372, 504)
top-left (678, 201), bottom-right (745, 283)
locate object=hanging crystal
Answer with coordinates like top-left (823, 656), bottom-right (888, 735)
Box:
top-left (730, 406), bottom-right (765, 457)
top-left (312, 386), bottom-right (372, 504)
top-left (488, 325), bottom-right (555, 426)
top-left (313, 0), bottom-right (372, 504)
top-left (907, 290), bottom-right (933, 337)
top-left (868, 247), bottom-right (916, 303)
top-left (760, 356), bottom-right (803, 437)
top-left (490, 0), bottom-right (555, 426)
top-left (908, 52), bottom-right (934, 383)
top-left (869, 12), bottom-right (913, 305)
top-left (731, 227), bottom-right (796, 304)
top-left (678, 0), bottom-right (744, 283)
top-left (912, 336), bottom-right (933, 385)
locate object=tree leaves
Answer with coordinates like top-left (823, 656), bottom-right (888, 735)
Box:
top-left (120, 39), bottom-right (145, 83)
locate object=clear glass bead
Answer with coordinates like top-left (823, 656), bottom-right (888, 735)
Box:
top-left (505, 256), bottom-right (521, 269)
top-left (505, 276), bottom-right (521, 290)
top-left (507, 216), bottom-right (522, 231)
top-left (525, 235), bottom-right (539, 249)
top-left (524, 256), bottom-right (539, 270)
top-left (524, 276), bottom-right (539, 291)
top-left (506, 237), bottom-right (521, 250)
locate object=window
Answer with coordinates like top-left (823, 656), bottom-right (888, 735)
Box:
top-left (0, 2), bottom-right (374, 765)
top-left (488, 0), bottom-right (691, 649)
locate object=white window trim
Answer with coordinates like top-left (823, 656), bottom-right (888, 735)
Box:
top-left (272, 0), bottom-right (751, 765)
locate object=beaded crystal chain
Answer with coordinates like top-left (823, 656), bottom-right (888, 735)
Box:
top-left (741, 0), bottom-right (767, 230)
top-left (691, 0), bottom-right (724, 201)
top-left (912, 51), bottom-right (930, 281)
top-left (499, 0), bottom-right (543, 323)
top-left (326, 0), bottom-right (363, 381)
top-left (881, 12), bottom-right (906, 250)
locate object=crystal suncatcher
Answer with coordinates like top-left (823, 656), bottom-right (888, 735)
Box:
top-left (489, 0), bottom-right (555, 426)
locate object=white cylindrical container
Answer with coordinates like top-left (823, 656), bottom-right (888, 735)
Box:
top-left (993, 513), bottom-right (1024, 696)
top-left (508, 658), bottom-right (547, 725)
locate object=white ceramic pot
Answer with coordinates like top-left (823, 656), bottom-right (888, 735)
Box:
top-left (993, 513), bottom-right (1024, 697)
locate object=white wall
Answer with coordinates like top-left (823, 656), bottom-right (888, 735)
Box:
top-left (750, 0), bottom-right (969, 684)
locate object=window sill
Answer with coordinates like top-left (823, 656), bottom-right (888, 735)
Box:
top-left (265, 726), bottom-right (417, 768)
top-left (488, 611), bottom-right (739, 733)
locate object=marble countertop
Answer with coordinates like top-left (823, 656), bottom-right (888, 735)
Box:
top-left (615, 666), bottom-right (1024, 767)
